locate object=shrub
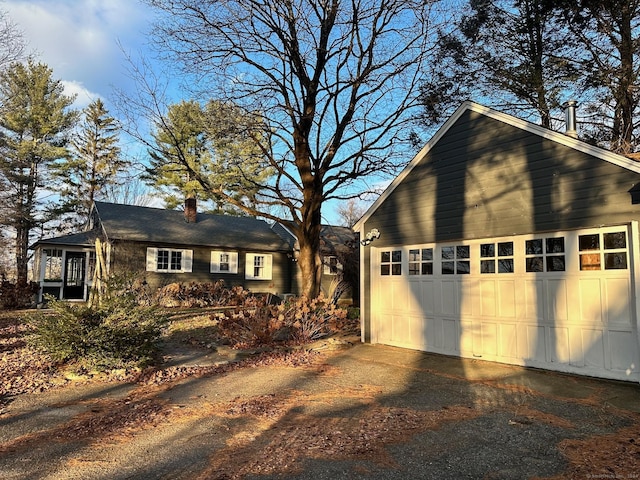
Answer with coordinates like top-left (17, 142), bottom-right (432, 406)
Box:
top-left (27, 295), bottom-right (169, 370)
top-left (155, 281), bottom-right (250, 308)
top-left (217, 293), bottom-right (348, 348)
top-left (0, 280), bottom-right (40, 310)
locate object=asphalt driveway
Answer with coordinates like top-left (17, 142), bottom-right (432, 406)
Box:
top-left (1, 342), bottom-right (639, 479)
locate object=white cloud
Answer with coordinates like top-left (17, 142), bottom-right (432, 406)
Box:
top-left (61, 80), bottom-right (99, 109)
top-left (4, 0), bottom-right (150, 103)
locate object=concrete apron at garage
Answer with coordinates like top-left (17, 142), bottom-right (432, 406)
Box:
top-left (353, 344), bottom-right (640, 414)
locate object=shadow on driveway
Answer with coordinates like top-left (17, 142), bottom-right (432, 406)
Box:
top-left (0, 343), bottom-right (639, 479)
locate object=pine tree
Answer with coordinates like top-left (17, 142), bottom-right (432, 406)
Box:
top-left (0, 59), bottom-right (77, 283)
top-left (51, 98), bottom-right (125, 228)
top-left (146, 99), bottom-right (272, 215)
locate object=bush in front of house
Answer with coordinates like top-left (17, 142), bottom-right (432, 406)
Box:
top-left (27, 295), bottom-right (169, 370)
top-left (155, 280), bottom-right (250, 308)
top-left (0, 279), bottom-right (40, 310)
top-left (217, 293), bottom-right (348, 348)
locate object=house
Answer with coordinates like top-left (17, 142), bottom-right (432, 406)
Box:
top-left (354, 101), bottom-right (640, 383)
top-left (33, 200), bottom-right (357, 303)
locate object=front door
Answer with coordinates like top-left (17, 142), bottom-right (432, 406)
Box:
top-left (63, 252), bottom-right (86, 300)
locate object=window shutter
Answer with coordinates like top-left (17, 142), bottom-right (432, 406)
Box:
top-left (245, 253), bottom-right (256, 279)
top-left (146, 248), bottom-right (157, 272)
top-left (182, 250), bottom-right (193, 272)
top-left (229, 252), bottom-right (238, 274)
top-left (210, 251), bottom-right (221, 273)
top-left (264, 254), bottom-right (273, 280)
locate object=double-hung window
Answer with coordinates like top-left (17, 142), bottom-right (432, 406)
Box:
top-left (210, 251), bottom-right (239, 274)
top-left (323, 256), bottom-right (342, 275)
top-left (245, 253), bottom-right (273, 280)
top-left (146, 248), bottom-right (193, 273)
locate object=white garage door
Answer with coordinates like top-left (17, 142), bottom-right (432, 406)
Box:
top-left (371, 224), bottom-right (640, 382)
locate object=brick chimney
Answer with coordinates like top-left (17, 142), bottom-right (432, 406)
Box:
top-left (184, 197), bottom-right (197, 223)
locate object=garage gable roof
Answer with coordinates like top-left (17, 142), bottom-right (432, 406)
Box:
top-left (354, 101), bottom-right (640, 230)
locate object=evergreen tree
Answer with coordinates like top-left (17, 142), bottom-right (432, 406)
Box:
top-left (51, 98), bottom-right (125, 227)
top-left (555, 0), bottom-right (640, 153)
top-left (146, 99), bottom-right (272, 215)
top-left (421, 0), bottom-right (579, 128)
top-left (0, 60), bottom-right (77, 283)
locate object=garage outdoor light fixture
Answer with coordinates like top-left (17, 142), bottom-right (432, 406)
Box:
top-left (360, 228), bottom-right (380, 246)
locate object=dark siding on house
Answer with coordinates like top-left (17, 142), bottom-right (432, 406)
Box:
top-left (364, 109), bottom-right (640, 248)
top-left (111, 242), bottom-right (294, 296)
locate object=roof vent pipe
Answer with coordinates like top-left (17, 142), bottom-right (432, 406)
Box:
top-left (563, 100), bottom-right (579, 138)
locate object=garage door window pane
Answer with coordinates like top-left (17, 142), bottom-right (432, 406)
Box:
top-left (481, 260), bottom-right (495, 273)
top-left (526, 257), bottom-right (543, 272)
top-left (580, 253), bottom-right (601, 270)
top-left (498, 242), bottom-right (513, 256)
top-left (442, 246), bottom-right (455, 260)
top-left (547, 256), bottom-right (565, 272)
top-left (605, 252), bottom-right (627, 269)
top-left (579, 234), bottom-right (599, 251)
top-left (498, 259), bottom-right (514, 273)
top-left (546, 238), bottom-right (564, 254)
top-left (526, 239), bottom-right (543, 255)
top-left (604, 232), bottom-right (626, 250)
top-left (480, 244), bottom-right (494, 257)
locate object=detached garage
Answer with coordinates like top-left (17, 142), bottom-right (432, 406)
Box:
top-left (355, 101), bottom-right (640, 383)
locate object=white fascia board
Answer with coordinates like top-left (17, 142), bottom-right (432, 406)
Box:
top-left (354, 100), bottom-right (640, 230)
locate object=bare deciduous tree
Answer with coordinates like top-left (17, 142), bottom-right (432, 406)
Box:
top-left (0, 10), bottom-right (25, 70)
top-left (142, 0), bottom-right (443, 297)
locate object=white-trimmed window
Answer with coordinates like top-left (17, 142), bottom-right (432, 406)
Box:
top-left (245, 253), bottom-right (273, 280)
top-left (409, 248), bottom-right (433, 275)
top-left (323, 256), bottom-right (343, 275)
top-left (381, 250), bottom-right (402, 276)
top-left (210, 251), bottom-right (238, 274)
top-left (480, 241), bottom-right (514, 274)
top-left (578, 231), bottom-right (628, 271)
top-left (146, 248), bottom-right (193, 273)
top-left (442, 245), bottom-right (470, 275)
top-left (525, 237), bottom-right (565, 272)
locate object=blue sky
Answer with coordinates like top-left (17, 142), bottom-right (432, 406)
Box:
top-left (3, 0), bottom-right (379, 224)
top-left (5, 0), bottom-right (152, 109)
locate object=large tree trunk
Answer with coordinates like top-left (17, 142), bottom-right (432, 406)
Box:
top-left (612, 3), bottom-right (634, 154)
top-left (14, 223), bottom-right (29, 284)
top-left (296, 194), bottom-right (323, 299)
